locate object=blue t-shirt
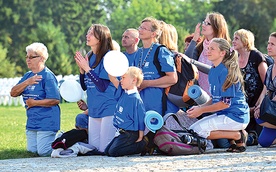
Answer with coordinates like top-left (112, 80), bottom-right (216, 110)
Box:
top-left (113, 85), bottom-right (146, 131)
top-left (123, 49), bottom-right (139, 66)
top-left (208, 63), bottom-right (249, 123)
top-left (84, 53), bottom-right (117, 118)
top-left (18, 67), bottom-right (60, 131)
top-left (133, 43), bottom-right (179, 115)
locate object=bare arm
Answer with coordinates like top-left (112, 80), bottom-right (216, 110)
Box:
top-left (10, 74), bottom-right (42, 97)
top-left (187, 100), bottom-right (229, 118)
top-left (139, 71), bottom-right (177, 91)
top-left (108, 74), bottom-right (119, 88)
top-left (258, 61), bottom-right (268, 84)
top-left (26, 98), bottom-right (60, 109)
top-left (254, 86), bottom-right (268, 118)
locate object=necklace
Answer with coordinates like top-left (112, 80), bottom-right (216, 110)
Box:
top-left (138, 44), bottom-right (154, 69)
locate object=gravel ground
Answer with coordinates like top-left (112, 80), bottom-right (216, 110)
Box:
top-left (0, 145), bottom-right (276, 172)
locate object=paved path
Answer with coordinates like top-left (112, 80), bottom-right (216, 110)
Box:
top-left (0, 145), bottom-right (275, 172)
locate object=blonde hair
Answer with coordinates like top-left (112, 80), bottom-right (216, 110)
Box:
top-left (167, 24), bottom-right (178, 51)
top-left (26, 42), bottom-right (48, 62)
top-left (141, 17), bottom-right (162, 42)
top-left (112, 40), bottom-right (121, 51)
top-left (125, 66), bottom-right (144, 87)
top-left (234, 29), bottom-right (256, 50)
top-left (212, 38), bottom-right (244, 92)
top-left (159, 21), bottom-right (178, 52)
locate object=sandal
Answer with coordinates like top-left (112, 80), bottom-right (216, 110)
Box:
top-left (226, 144), bottom-right (237, 152)
top-left (232, 130), bottom-right (247, 153)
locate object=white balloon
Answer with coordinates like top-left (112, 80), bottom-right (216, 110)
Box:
top-left (60, 80), bottom-right (83, 102)
top-left (103, 51), bottom-right (129, 77)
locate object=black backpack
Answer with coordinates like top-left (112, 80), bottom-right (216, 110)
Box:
top-left (52, 129), bottom-right (88, 149)
top-left (153, 45), bottom-right (199, 113)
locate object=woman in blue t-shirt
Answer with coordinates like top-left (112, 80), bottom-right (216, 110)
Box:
top-left (187, 38), bottom-right (249, 153)
top-left (10, 42), bottom-right (60, 156)
top-left (74, 24), bottom-right (117, 154)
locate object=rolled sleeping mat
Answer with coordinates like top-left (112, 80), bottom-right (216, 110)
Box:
top-left (188, 85), bottom-right (210, 105)
top-left (144, 110), bottom-right (164, 133)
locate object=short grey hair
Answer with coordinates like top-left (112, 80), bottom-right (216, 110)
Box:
top-left (26, 42), bottom-right (49, 62)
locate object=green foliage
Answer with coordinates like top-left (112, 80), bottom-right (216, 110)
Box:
top-left (0, 0), bottom-right (276, 77)
top-left (213, 0), bottom-right (276, 52)
top-left (27, 21), bottom-right (72, 75)
top-left (0, 103), bottom-right (80, 160)
top-left (0, 0), bottom-right (105, 77)
top-left (107, 0), bottom-right (213, 52)
top-left (0, 44), bottom-right (16, 77)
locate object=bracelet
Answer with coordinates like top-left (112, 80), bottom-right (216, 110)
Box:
top-left (191, 59), bottom-right (195, 64)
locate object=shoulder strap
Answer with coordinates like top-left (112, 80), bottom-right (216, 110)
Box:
top-left (153, 45), bottom-right (168, 115)
top-left (153, 45), bottom-right (167, 77)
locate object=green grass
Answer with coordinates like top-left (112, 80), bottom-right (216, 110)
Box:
top-left (0, 103), bottom-right (82, 160)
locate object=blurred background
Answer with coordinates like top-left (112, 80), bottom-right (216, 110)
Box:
top-left (0, 0), bottom-right (275, 77)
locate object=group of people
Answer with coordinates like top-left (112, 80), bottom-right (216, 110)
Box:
top-left (10, 12), bottom-right (276, 157)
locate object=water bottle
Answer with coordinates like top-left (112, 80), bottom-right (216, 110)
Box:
top-left (181, 134), bottom-right (207, 148)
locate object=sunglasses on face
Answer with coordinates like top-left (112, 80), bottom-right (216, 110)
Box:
top-left (25, 55), bottom-right (40, 60)
top-left (202, 21), bottom-right (211, 26)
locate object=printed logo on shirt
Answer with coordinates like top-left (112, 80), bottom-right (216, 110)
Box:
top-left (144, 62), bottom-right (149, 67)
top-left (119, 106), bottom-right (123, 113)
top-left (27, 85), bottom-right (36, 91)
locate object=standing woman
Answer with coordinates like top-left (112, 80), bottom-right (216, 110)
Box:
top-left (74, 24), bottom-right (117, 154)
top-left (185, 12), bottom-right (231, 95)
top-left (254, 32), bottom-right (276, 147)
top-left (232, 29), bottom-right (268, 145)
top-left (10, 42), bottom-right (60, 156)
top-left (187, 38), bottom-right (249, 153)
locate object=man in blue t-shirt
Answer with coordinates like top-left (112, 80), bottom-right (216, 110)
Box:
top-left (122, 28), bottom-right (140, 66)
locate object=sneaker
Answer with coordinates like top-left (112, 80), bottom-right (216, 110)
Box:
top-left (54, 131), bottom-right (64, 140)
top-left (51, 148), bottom-right (64, 158)
top-left (76, 142), bottom-right (96, 154)
top-left (51, 146), bottom-right (78, 158)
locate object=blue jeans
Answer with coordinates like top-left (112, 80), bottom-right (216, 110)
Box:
top-left (104, 130), bottom-right (146, 157)
top-left (212, 139), bottom-right (230, 148)
top-left (26, 130), bottom-right (56, 156)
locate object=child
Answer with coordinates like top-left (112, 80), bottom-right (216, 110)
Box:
top-left (104, 66), bottom-right (147, 157)
top-left (186, 38), bottom-right (250, 153)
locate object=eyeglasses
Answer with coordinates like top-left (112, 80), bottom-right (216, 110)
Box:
top-left (202, 21), bottom-right (211, 26)
top-left (137, 26), bottom-right (152, 32)
top-left (25, 55), bottom-right (40, 60)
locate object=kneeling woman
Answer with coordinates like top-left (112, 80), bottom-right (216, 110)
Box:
top-left (187, 38), bottom-right (250, 153)
top-left (254, 32), bottom-right (276, 147)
